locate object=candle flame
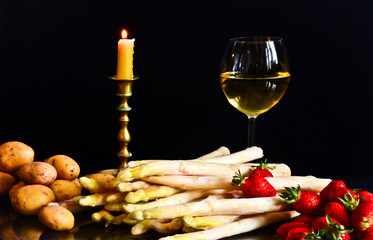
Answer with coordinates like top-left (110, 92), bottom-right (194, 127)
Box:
top-left (121, 29), bottom-right (128, 39)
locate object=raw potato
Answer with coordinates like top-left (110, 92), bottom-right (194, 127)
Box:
top-left (16, 162), bottom-right (57, 185)
top-left (49, 179), bottom-right (82, 202)
top-left (0, 171), bottom-right (16, 198)
top-left (71, 178), bottom-right (83, 190)
top-left (8, 181), bottom-right (25, 198)
top-left (0, 141), bottom-right (34, 173)
top-left (45, 155), bottom-right (80, 180)
top-left (39, 205), bottom-right (74, 231)
top-left (11, 184), bottom-right (56, 216)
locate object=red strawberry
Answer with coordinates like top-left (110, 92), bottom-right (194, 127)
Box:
top-left (336, 233), bottom-right (351, 240)
top-left (312, 216), bottom-right (341, 232)
top-left (351, 203), bottom-right (373, 233)
top-left (280, 185), bottom-right (323, 214)
top-left (312, 215), bottom-right (352, 240)
top-left (249, 159), bottom-right (276, 178)
top-left (329, 187), bottom-right (359, 211)
top-left (323, 202), bottom-right (350, 227)
top-left (285, 227), bottom-right (312, 240)
top-left (276, 221), bottom-right (310, 239)
top-left (359, 191), bottom-right (373, 204)
top-left (292, 214), bottom-right (317, 225)
top-left (320, 180), bottom-right (347, 202)
top-left (231, 170), bottom-right (276, 198)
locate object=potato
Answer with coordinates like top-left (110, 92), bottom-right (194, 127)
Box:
top-left (0, 171), bottom-right (16, 198)
top-left (0, 141), bottom-right (34, 173)
top-left (8, 181), bottom-right (25, 198)
top-left (45, 155), bottom-right (80, 180)
top-left (49, 179), bottom-right (82, 202)
top-left (16, 162), bottom-right (57, 185)
top-left (11, 184), bottom-right (55, 216)
top-left (38, 205), bottom-right (74, 231)
top-left (71, 178), bottom-right (82, 190)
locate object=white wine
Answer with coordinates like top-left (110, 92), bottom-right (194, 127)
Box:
top-left (220, 72), bottom-right (290, 117)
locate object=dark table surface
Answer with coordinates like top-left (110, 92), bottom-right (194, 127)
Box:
top-left (1, 176), bottom-right (372, 240)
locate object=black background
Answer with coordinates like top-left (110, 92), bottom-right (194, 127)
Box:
top-left (1, 1), bottom-right (372, 177)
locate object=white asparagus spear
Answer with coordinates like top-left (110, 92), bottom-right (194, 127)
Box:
top-left (77, 192), bottom-right (113, 207)
top-left (91, 209), bottom-right (114, 223)
top-left (122, 190), bottom-right (219, 213)
top-left (128, 146), bottom-right (232, 168)
top-left (105, 189), bottom-right (234, 213)
top-left (92, 210), bottom-right (129, 226)
top-left (91, 210), bottom-right (129, 226)
top-left (117, 161), bottom-right (288, 182)
top-left (132, 218), bottom-right (184, 235)
top-left (131, 219), bottom-right (169, 235)
top-left (127, 146), bottom-right (231, 168)
top-left (106, 192), bottom-right (128, 204)
top-left (116, 180), bottom-right (151, 192)
top-left (125, 146), bottom-right (262, 171)
top-left (125, 185), bottom-right (183, 203)
top-left (128, 195), bottom-right (290, 221)
top-left (142, 175), bottom-right (331, 192)
top-left (159, 210), bottom-right (299, 240)
top-left (195, 146), bottom-right (263, 164)
top-left (196, 146), bottom-right (230, 159)
top-left (182, 215), bottom-right (241, 230)
top-left (268, 176), bottom-right (331, 192)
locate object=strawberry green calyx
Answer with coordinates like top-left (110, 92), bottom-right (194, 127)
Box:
top-left (339, 192), bottom-right (360, 212)
top-left (304, 232), bottom-right (323, 240)
top-left (253, 158), bottom-right (276, 170)
top-left (320, 215), bottom-right (353, 240)
top-left (280, 185), bottom-right (301, 204)
top-left (231, 169), bottom-right (247, 187)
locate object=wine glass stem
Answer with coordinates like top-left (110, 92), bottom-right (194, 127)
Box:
top-left (247, 116), bottom-right (256, 147)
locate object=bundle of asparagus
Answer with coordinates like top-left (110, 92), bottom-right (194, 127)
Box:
top-left (72, 146), bottom-right (331, 240)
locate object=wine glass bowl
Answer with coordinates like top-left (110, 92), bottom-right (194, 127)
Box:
top-left (219, 37), bottom-right (290, 146)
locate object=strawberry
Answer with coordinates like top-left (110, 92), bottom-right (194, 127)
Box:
top-left (312, 216), bottom-right (341, 232)
top-left (231, 170), bottom-right (276, 198)
top-left (280, 185), bottom-right (323, 214)
top-left (276, 221), bottom-right (311, 239)
top-left (285, 227), bottom-right (313, 240)
top-left (320, 180), bottom-right (347, 202)
top-left (292, 214), bottom-right (317, 225)
top-left (359, 191), bottom-right (373, 204)
top-left (249, 158), bottom-right (276, 178)
top-left (351, 203), bottom-right (373, 233)
top-left (312, 215), bottom-right (352, 240)
top-left (323, 202), bottom-right (350, 227)
top-left (329, 187), bottom-right (359, 211)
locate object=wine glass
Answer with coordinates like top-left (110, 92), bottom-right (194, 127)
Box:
top-left (219, 37), bottom-right (290, 147)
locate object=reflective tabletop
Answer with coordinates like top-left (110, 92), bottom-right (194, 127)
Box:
top-left (1, 176), bottom-right (371, 240)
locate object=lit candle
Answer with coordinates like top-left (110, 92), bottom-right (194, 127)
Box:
top-left (116, 29), bottom-right (135, 79)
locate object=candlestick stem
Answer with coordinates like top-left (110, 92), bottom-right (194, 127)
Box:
top-left (110, 76), bottom-right (139, 169)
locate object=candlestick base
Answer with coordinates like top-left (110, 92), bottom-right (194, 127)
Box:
top-left (109, 75), bottom-right (139, 169)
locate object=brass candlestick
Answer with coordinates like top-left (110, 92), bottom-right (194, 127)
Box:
top-left (110, 75), bottom-right (139, 169)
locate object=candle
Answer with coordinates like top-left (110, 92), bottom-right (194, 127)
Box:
top-left (116, 29), bottom-right (135, 79)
